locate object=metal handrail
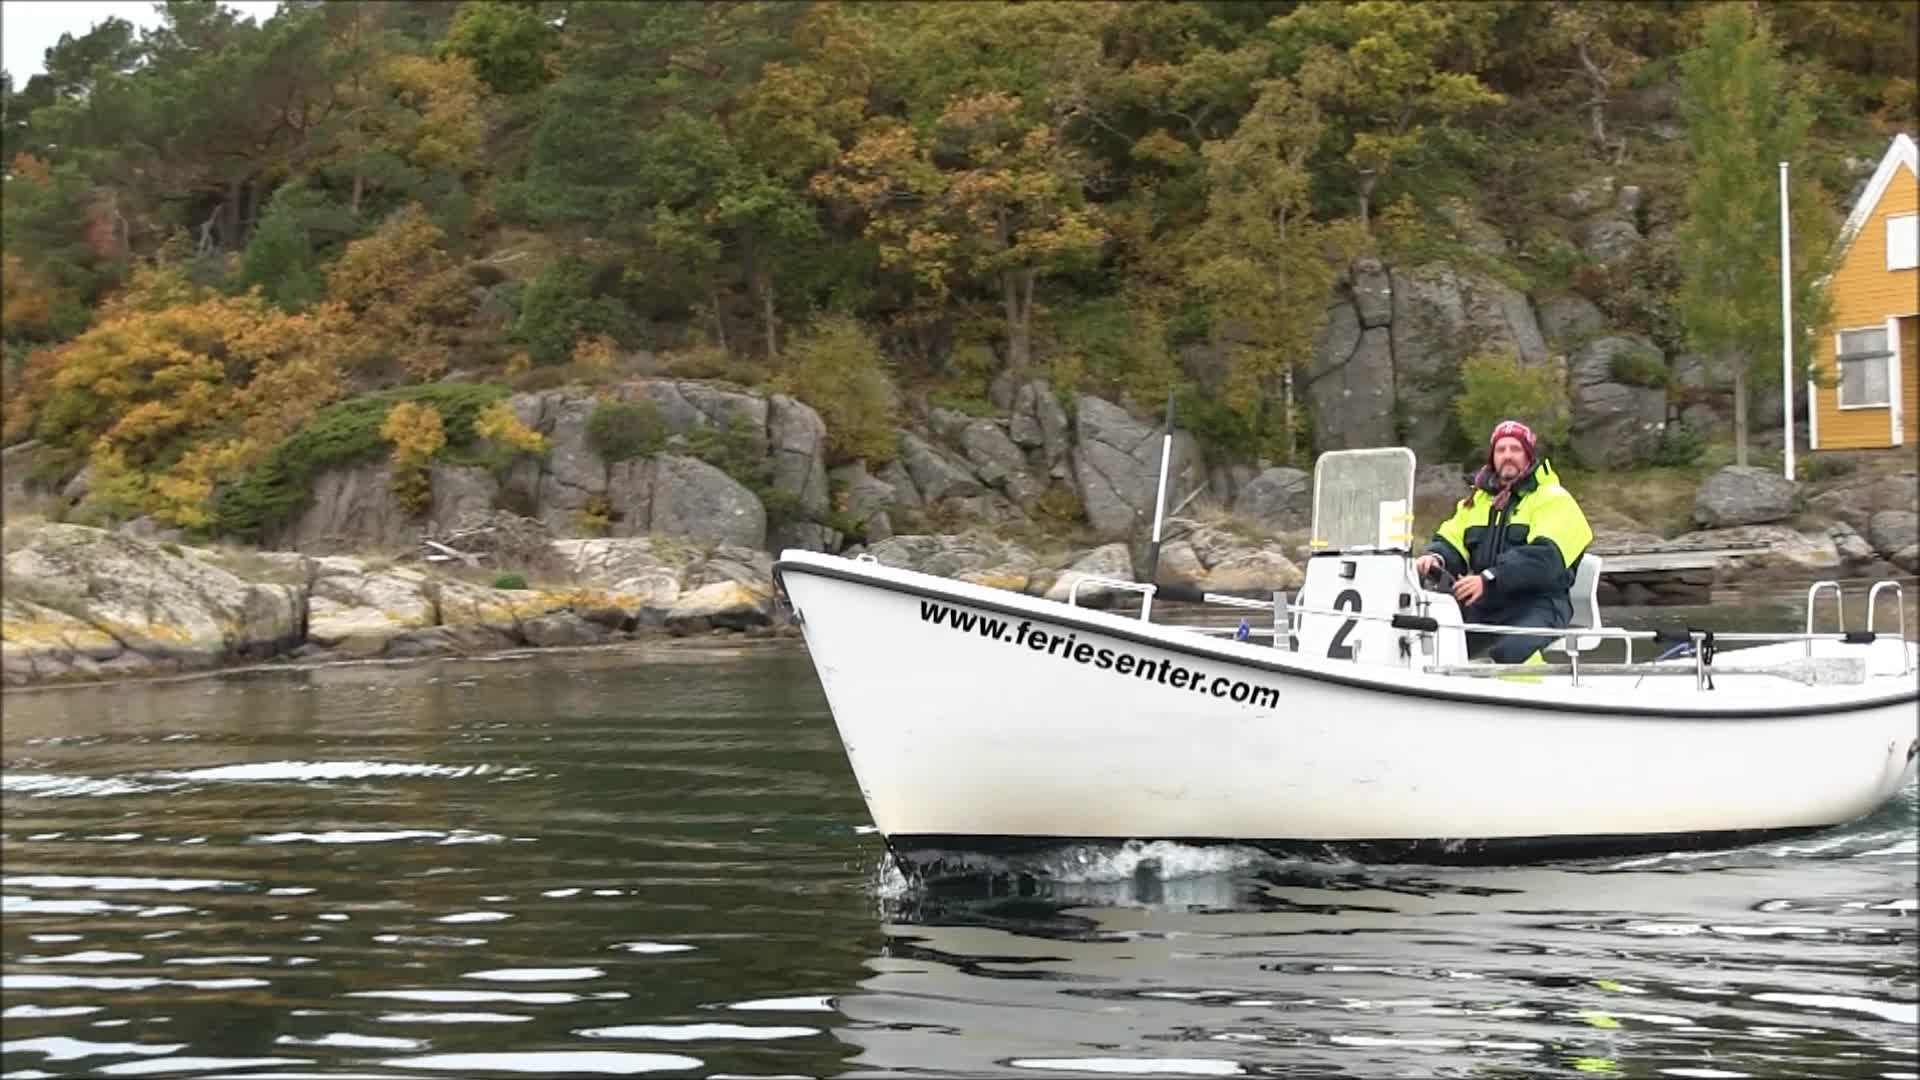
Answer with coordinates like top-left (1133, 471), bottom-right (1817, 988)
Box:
top-left (1805, 580), bottom-right (1844, 657)
top-left (1865, 581), bottom-right (1912, 675)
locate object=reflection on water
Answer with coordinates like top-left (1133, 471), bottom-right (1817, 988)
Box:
top-left (3, 611), bottom-right (1915, 1079)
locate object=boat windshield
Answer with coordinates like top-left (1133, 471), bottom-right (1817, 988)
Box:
top-left (1310, 447), bottom-right (1417, 553)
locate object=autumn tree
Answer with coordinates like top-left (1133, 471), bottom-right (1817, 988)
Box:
top-left (1269, 1), bottom-right (1504, 228)
top-left (817, 92), bottom-right (1106, 373)
top-left (380, 399), bottom-right (446, 514)
top-left (324, 203), bottom-right (471, 381)
top-left (1675, 3), bottom-right (1833, 468)
top-left (1188, 77), bottom-right (1344, 460)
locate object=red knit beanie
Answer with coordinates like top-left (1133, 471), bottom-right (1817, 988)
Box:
top-left (1488, 419), bottom-right (1536, 469)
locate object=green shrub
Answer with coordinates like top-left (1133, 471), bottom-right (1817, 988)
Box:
top-left (1608, 343), bottom-right (1670, 389)
top-left (511, 255), bottom-right (629, 365)
top-left (216, 383), bottom-right (508, 540)
top-left (773, 313), bottom-right (900, 466)
top-left (1648, 421), bottom-right (1705, 467)
top-left (1452, 349), bottom-right (1571, 454)
top-left (492, 572), bottom-right (528, 590)
top-left (585, 399), bottom-right (666, 462)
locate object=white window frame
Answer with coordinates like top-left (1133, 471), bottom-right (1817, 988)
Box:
top-left (1835, 324), bottom-right (1894, 410)
top-left (1890, 315), bottom-right (1906, 447)
top-left (1889, 212), bottom-right (1919, 271)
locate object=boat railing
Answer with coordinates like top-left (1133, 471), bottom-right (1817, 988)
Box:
top-left (1866, 581), bottom-right (1911, 674)
top-left (1805, 580), bottom-right (1844, 656)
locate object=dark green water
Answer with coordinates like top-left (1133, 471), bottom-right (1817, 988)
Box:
top-left (3, 607), bottom-right (1915, 1078)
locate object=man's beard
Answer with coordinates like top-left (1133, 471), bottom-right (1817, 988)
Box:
top-left (1497, 464), bottom-right (1522, 481)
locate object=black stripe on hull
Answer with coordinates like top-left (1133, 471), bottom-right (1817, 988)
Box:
top-left (884, 826), bottom-right (1832, 867)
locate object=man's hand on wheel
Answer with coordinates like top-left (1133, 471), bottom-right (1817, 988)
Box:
top-left (1413, 553), bottom-right (1441, 577)
top-left (1452, 573), bottom-right (1485, 605)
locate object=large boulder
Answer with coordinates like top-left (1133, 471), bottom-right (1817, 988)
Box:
top-left (1807, 472), bottom-right (1917, 536)
top-left (649, 455), bottom-right (766, 550)
top-left (1070, 394), bottom-right (1207, 534)
top-left (898, 431), bottom-right (986, 503)
top-left (1307, 301), bottom-right (1395, 452)
top-left (767, 394), bottom-right (830, 520)
top-left (625, 380), bottom-right (770, 457)
top-left (829, 462), bottom-right (898, 543)
top-left (1868, 510), bottom-right (1918, 558)
top-left (1387, 263), bottom-right (1550, 460)
top-left (1009, 379), bottom-right (1072, 477)
top-left (1581, 217), bottom-right (1641, 265)
top-left (1232, 468), bottom-right (1312, 532)
top-left (1536, 294), bottom-right (1607, 346)
top-left (2, 525), bottom-right (303, 682)
top-left (1667, 525), bottom-right (1839, 575)
top-left (1567, 336), bottom-right (1666, 467)
top-left (1043, 543), bottom-right (1138, 606)
top-left (1693, 466), bottom-right (1799, 528)
top-left (1349, 257), bottom-right (1393, 329)
top-left (956, 418), bottom-right (1044, 503)
top-left (864, 534), bottom-right (1039, 579)
top-left (305, 558), bottom-right (438, 646)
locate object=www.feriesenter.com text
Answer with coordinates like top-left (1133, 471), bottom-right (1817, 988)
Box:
top-left (918, 600), bottom-right (1282, 709)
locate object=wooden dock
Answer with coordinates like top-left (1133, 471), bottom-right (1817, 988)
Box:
top-left (1590, 540), bottom-right (1773, 605)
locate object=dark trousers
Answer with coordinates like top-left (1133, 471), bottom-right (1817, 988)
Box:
top-left (1463, 599), bottom-right (1567, 664)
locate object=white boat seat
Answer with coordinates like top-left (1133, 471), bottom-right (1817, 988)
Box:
top-left (1546, 553), bottom-right (1603, 656)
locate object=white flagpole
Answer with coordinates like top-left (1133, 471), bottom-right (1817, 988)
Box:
top-left (1780, 160), bottom-right (1795, 481)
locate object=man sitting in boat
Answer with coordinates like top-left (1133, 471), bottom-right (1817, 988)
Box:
top-left (1411, 419), bottom-right (1594, 664)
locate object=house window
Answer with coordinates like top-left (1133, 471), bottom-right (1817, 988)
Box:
top-left (1837, 327), bottom-right (1892, 408)
top-left (1891, 213), bottom-right (1919, 271)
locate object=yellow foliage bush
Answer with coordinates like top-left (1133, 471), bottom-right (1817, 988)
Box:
top-left (380, 400), bottom-right (447, 515)
top-left (773, 314), bottom-right (900, 465)
top-left (474, 400), bottom-right (547, 454)
top-left (21, 280), bottom-right (348, 527)
top-left (327, 203), bottom-right (469, 379)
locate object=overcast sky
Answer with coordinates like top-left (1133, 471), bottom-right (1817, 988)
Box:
top-left (3, 1), bottom-right (283, 82)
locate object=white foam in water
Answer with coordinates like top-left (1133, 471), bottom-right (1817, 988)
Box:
top-left (20, 951), bottom-right (140, 965)
top-left (377, 1012), bottom-right (532, 1024)
top-left (2, 976), bottom-right (269, 991)
top-left (608, 942), bottom-right (693, 954)
top-left (3, 1005), bottom-right (102, 1019)
top-left (728, 996), bottom-right (835, 1012)
top-left (275, 1033), bottom-right (423, 1050)
top-left (2, 875), bottom-right (237, 892)
top-left (1009, 1059), bottom-right (1244, 1076)
top-left (2, 773), bottom-right (186, 798)
top-left (254, 831), bottom-right (444, 845)
top-left (382, 1051), bottom-right (701, 1074)
top-left (578, 1024), bottom-right (819, 1041)
top-left (0, 1037), bottom-right (183, 1060)
top-left (465, 967), bottom-right (603, 982)
top-left (436, 911), bottom-right (511, 924)
top-left (543, 888), bottom-right (582, 898)
top-left (165, 957), bottom-right (274, 966)
top-left (347, 989), bottom-right (582, 1004)
top-left (95, 1057), bottom-right (309, 1075)
top-left (1660, 1070), bottom-right (1752, 1078)
top-left (26, 934), bottom-right (82, 943)
top-left (0, 895), bottom-right (123, 916)
top-left (154, 761), bottom-right (499, 782)
top-left (1752, 993), bottom-right (1919, 1025)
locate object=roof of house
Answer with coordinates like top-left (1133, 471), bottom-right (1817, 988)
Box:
top-left (1833, 131), bottom-right (1917, 262)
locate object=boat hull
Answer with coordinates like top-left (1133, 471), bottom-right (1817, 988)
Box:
top-left (776, 553), bottom-right (1919, 856)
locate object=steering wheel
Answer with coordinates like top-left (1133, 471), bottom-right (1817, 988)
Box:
top-left (1419, 564), bottom-right (1456, 594)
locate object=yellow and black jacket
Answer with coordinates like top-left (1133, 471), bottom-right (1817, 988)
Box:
top-left (1424, 458), bottom-right (1594, 620)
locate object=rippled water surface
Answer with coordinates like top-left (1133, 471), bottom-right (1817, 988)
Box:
top-left (3, 638), bottom-right (1915, 1079)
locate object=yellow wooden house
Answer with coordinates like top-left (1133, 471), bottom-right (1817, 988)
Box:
top-left (1809, 132), bottom-right (1917, 451)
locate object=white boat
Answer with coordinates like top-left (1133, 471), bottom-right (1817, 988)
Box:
top-left (774, 445), bottom-right (1918, 863)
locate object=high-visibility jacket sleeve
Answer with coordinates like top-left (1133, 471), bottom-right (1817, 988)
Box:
top-left (1426, 501), bottom-right (1475, 577)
